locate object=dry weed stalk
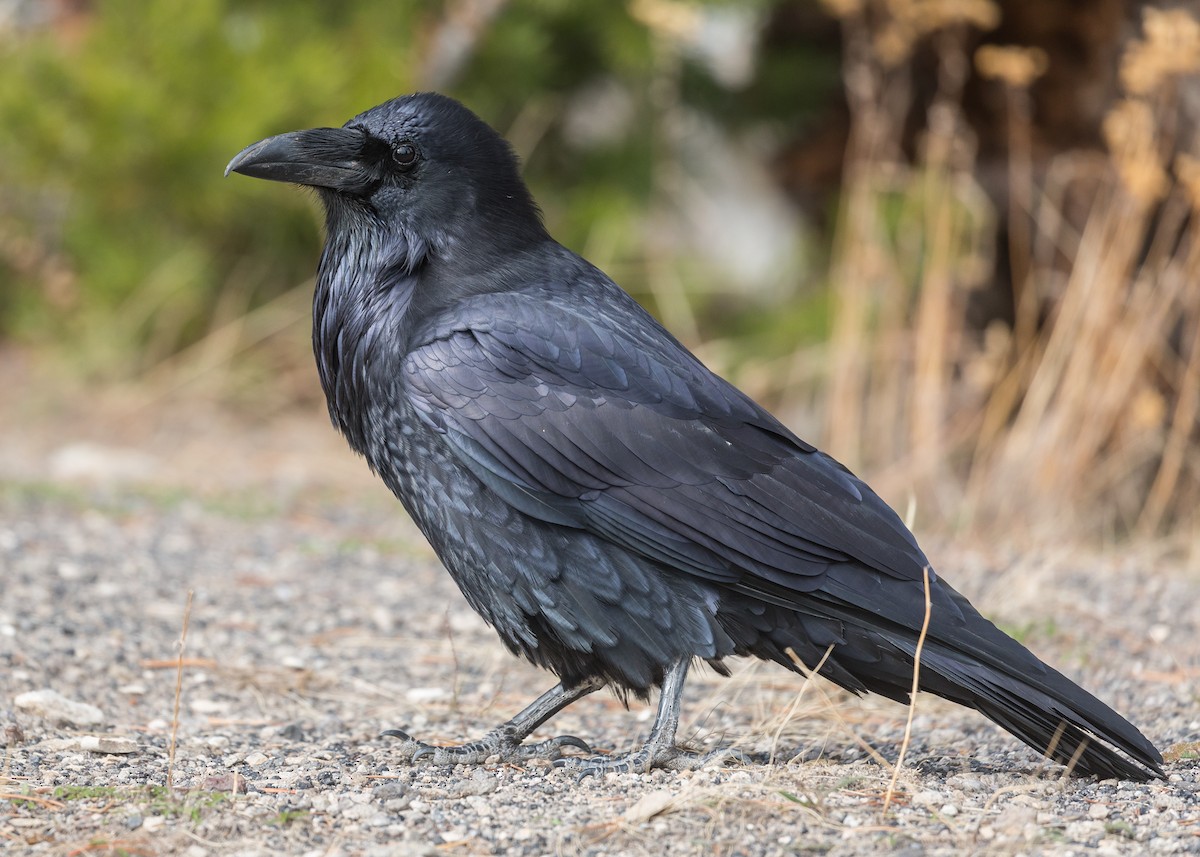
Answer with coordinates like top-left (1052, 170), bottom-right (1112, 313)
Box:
top-left (816, 2), bottom-right (1200, 538)
top-left (784, 646), bottom-right (892, 770)
top-left (168, 589), bottom-right (195, 791)
top-left (819, 0), bottom-right (994, 492)
top-left (882, 565), bottom-right (932, 815)
top-left (976, 7), bottom-right (1200, 535)
top-left (976, 45), bottom-right (1047, 350)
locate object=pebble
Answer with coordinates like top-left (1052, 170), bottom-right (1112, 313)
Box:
top-left (78, 735), bottom-right (138, 754)
top-left (946, 774), bottom-right (986, 792)
top-left (912, 789), bottom-right (944, 807)
top-left (15, 689), bottom-right (104, 726)
top-left (623, 789), bottom-right (675, 822)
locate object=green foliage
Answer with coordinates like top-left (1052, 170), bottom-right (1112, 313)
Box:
top-left (271, 808), bottom-right (309, 826)
top-left (0, 1), bottom-right (836, 376)
top-left (0, 0), bottom-right (430, 371)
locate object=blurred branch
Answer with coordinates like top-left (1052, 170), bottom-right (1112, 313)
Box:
top-left (418, 0), bottom-right (509, 90)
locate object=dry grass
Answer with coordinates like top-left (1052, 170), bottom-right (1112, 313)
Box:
top-left (816, 1), bottom-right (1200, 542)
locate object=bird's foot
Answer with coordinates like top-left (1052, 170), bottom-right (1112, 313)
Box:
top-left (554, 742), bottom-right (748, 778)
top-left (382, 726), bottom-right (591, 765)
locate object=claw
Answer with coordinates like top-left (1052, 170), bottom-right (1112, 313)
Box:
top-left (411, 745), bottom-right (437, 763)
top-left (381, 729), bottom-right (413, 740)
top-left (553, 735), bottom-right (591, 754)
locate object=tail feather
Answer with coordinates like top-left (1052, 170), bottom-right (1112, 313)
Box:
top-left (916, 643), bottom-right (1164, 780)
top-left (797, 574), bottom-right (1165, 781)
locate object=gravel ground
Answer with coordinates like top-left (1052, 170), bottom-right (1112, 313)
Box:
top-left (1, 395), bottom-right (1199, 855)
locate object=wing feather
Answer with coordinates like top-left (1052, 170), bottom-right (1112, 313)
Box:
top-left (404, 290), bottom-right (930, 600)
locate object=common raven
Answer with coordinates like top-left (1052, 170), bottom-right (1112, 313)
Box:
top-left (227, 93), bottom-right (1163, 780)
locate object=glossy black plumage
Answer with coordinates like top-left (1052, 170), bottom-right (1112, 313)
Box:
top-left (227, 93), bottom-right (1164, 780)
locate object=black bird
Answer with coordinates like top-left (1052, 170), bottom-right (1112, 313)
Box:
top-left (227, 93), bottom-right (1163, 780)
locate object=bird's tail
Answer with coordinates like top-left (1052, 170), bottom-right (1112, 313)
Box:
top-left (832, 587), bottom-right (1163, 781)
top-left (911, 635), bottom-right (1164, 781)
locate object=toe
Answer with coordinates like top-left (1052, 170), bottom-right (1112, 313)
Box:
top-left (554, 743), bottom-right (745, 776)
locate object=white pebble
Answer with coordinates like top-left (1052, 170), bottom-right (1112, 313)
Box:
top-left (404, 687), bottom-right (446, 703)
top-left (15, 689), bottom-right (104, 726)
top-left (78, 735), bottom-right (138, 755)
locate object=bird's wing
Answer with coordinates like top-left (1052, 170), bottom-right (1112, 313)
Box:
top-left (403, 287), bottom-right (933, 605)
top-left (401, 288), bottom-right (1167, 783)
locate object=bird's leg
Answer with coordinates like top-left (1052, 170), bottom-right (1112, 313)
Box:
top-left (383, 677), bottom-right (604, 765)
top-left (556, 658), bottom-right (741, 776)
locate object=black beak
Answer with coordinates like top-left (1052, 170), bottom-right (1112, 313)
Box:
top-left (225, 127), bottom-right (375, 194)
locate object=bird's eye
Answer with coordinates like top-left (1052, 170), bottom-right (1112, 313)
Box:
top-left (393, 142), bottom-right (419, 170)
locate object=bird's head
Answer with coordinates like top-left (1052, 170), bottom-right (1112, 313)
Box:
top-left (226, 93), bottom-right (547, 273)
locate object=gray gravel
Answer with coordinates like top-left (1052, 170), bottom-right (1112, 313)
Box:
top-left (1, 475), bottom-right (1198, 855)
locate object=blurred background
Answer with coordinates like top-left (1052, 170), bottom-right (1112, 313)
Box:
top-left (1, 0), bottom-right (1198, 549)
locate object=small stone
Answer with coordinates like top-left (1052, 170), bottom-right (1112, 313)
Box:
top-left (3, 721), bottom-right (24, 746)
top-left (78, 736), bottom-right (138, 755)
top-left (15, 690), bottom-right (104, 726)
top-left (404, 687), bottom-right (446, 703)
top-left (34, 737), bottom-right (78, 751)
top-left (278, 723), bottom-right (306, 742)
top-left (142, 816), bottom-right (166, 832)
top-left (244, 751), bottom-right (270, 766)
top-left (946, 775), bottom-right (986, 792)
top-left (1088, 803), bottom-right (1110, 819)
top-left (623, 789), bottom-right (676, 823)
top-left (1065, 820), bottom-right (1104, 841)
top-left (125, 814), bottom-right (143, 830)
top-left (372, 782), bottom-right (407, 801)
top-left (200, 773), bottom-right (247, 793)
top-left (940, 804), bottom-right (958, 817)
top-left (56, 561), bottom-right (86, 581)
top-left (190, 699), bottom-right (228, 715)
top-left (912, 790), bottom-right (944, 807)
top-left (342, 802), bottom-right (378, 820)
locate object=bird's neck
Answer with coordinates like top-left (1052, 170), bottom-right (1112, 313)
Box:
top-left (312, 223), bottom-right (418, 457)
top-left (310, 209), bottom-right (556, 455)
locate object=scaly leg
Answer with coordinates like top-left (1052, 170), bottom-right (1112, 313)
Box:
top-left (384, 677), bottom-right (604, 764)
top-left (556, 659), bottom-right (742, 775)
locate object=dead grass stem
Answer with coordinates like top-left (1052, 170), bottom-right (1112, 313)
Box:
top-left (883, 565), bottom-right (932, 814)
top-left (167, 589), bottom-right (194, 791)
top-left (816, 1), bottom-right (1200, 540)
